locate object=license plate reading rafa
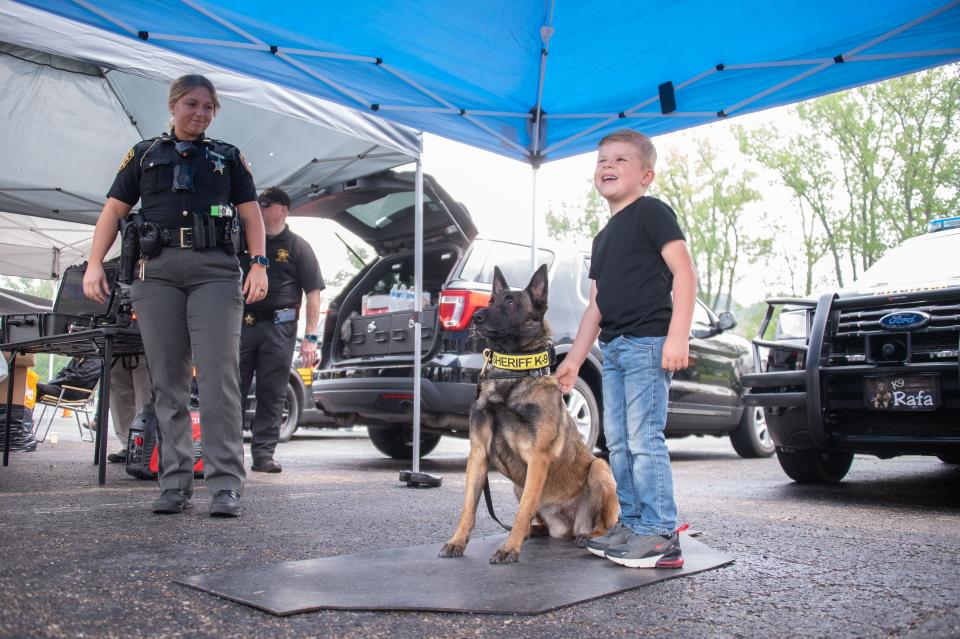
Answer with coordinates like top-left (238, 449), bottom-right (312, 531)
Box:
top-left (864, 375), bottom-right (939, 411)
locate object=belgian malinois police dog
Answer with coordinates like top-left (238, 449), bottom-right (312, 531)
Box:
top-left (439, 264), bottom-right (619, 564)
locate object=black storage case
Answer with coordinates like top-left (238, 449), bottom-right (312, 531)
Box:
top-left (1, 313), bottom-right (43, 344)
top-left (1, 311), bottom-right (92, 344)
top-left (348, 307), bottom-right (437, 357)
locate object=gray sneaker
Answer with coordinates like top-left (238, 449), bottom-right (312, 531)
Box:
top-left (604, 531), bottom-right (683, 568)
top-left (585, 521), bottom-right (637, 557)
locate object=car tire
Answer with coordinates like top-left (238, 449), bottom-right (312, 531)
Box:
top-left (729, 405), bottom-right (775, 458)
top-left (368, 426), bottom-right (441, 460)
top-left (775, 447), bottom-right (854, 483)
top-left (937, 454), bottom-right (960, 465)
top-left (563, 377), bottom-right (600, 451)
top-left (277, 383), bottom-right (300, 443)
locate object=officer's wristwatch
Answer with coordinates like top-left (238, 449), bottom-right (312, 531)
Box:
top-left (304, 333), bottom-right (320, 343)
top-left (250, 254), bottom-right (270, 269)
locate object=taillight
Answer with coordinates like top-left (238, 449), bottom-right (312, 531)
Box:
top-left (438, 289), bottom-right (490, 331)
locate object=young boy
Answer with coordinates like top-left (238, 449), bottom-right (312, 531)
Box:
top-left (556, 129), bottom-right (697, 569)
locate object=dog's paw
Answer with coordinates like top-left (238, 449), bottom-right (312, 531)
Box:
top-left (575, 534), bottom-right (590, 548)
top-left (529, 524), bottom-right (550, 538)
top-left (439, 542), bottom-right (465, 558)
top-left (489, 547), bottom-right (520, 564)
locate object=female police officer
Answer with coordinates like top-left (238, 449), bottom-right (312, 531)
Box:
top-left (83, 75), bottom-right (268, 518)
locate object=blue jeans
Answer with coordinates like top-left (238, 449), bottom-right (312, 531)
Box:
top-left (601, 335), bottom-right (676, 536)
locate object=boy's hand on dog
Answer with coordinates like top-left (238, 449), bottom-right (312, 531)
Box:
top-left (662, 335), bottom-right (690, 371)
top-left (556, 359), bottom-right (579, 393)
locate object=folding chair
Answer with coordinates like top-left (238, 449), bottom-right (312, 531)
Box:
top-left (34, 385), bottom-right (97, 443)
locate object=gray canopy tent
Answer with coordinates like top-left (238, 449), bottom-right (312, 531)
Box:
top-left (0, 3), bottom-right (420, 279)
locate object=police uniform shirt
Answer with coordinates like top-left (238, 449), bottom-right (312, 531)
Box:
top-left (107, 133), bottom-right (257, 228)
top-left (240, 225), bottom-right (325, 311)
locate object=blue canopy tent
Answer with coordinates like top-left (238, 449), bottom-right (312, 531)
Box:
top-left (11, 1), bottom-right (960, 163)
top-left (9, 0), bottom-right (959, 480)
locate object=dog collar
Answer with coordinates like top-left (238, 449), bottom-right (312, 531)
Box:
top-left (491, 349), bottom-right (552, 371)
top-left (479, 345), bottom-right (555, 381)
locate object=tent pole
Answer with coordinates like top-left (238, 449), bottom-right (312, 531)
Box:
top-left (400, 156), bottom-right (440, 488)
top-left (412, 158), bottom-right (423, 471)
top-left (530, 166), bottom-right (538, 273)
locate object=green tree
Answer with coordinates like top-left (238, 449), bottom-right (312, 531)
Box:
top-left (745, 64), bottom-right (960, 289)
top-left (545, 180), bottom-right (607, 243)
top-left (324, 244), bottom-right (371, 290)
top-left (0, 276), bottom-right (56, 300)
top-left (739, 125), bottom-right (843, 293)
top-left (875, 67), bottom-right (960, 239)
top-left (653, 142), bottom-right (761, 310)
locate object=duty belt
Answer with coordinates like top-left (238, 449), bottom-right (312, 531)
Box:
top-left (159, 212), bottom-right (236, 250)
top-left (160, 227), bottom-right (199, 248)
top-left (242, 307), bottom-right (299, 326)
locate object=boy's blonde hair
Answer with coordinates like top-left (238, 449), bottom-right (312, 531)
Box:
top-left (598, 129), bottom-right (657, 171)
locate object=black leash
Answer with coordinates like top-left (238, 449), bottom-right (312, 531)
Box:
top-left (483, 478), bottom-right (512, 531)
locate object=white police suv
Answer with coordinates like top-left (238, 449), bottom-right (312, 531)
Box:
top-left (743, 217), bottom-right (960, 482)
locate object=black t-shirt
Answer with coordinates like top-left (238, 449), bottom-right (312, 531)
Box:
top-left (107, 133), bottom-right (257, 228)
top-left (240, 225), bottom-right (325, 311)
top-left (589, 196), bottom-right (686, 341)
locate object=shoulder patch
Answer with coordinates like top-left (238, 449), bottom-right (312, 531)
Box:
top-left (239, 151), bottom-right (252, 175)
top-left (117, 147), bottom-right (135, 173)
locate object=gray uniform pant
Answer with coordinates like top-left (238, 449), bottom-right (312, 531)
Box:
top-left (130, 249), bottom-right (245, 495)
top-left (239, 319), bottom-right (297, 461)
top-left (109, 356), bottom-right (152, 445)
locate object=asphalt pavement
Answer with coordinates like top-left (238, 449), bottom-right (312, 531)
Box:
top-left (1, 417), bottom-right (958, 638)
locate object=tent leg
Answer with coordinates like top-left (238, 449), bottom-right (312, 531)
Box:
top-left (399, 157), bottom-right (440, 489)
top-left (530, 166), bottom-right (539, 272)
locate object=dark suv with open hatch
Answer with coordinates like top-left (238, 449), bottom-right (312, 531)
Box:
top-left (299, 170), bottom-right (770, 460)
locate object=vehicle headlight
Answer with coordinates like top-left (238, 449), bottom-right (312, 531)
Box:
top-left (776, 309), bottom-right (808, 339)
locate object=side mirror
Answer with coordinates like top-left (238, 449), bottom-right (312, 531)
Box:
top-left (717, 311), bottom-right (737, 332)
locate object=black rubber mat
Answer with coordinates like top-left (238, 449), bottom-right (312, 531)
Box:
top-left (178, 532), bottom-right (732, 616)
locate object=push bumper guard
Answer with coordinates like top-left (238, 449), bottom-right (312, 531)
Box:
top-left (743, 289), bottom-right (960, 451)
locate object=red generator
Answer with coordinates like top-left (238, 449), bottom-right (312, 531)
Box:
top-left (126, 407), bottom-right (203, 480)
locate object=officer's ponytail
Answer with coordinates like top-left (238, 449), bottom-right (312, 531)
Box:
top-left (167, 74), bottom-right (221, 130)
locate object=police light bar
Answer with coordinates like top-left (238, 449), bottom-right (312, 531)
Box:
top-left (927, 216), bottom-right (960, 232)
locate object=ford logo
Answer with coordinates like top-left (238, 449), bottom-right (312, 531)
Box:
top-left (879, 311), bottom-right (930, 331)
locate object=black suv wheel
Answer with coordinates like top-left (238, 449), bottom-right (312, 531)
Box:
top-left (278, 383), bottom-right (299, 443)
top-left (368, 426), bottom-right (442, 459)
top-left (775, 447), bottom-right (854, 483)
top-left (729, 405), bottom-right (775, 458)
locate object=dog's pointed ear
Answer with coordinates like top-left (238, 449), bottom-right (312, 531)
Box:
top-left (492, 266), bottom-right (509, 299)
top-left (526, 263), bottom-right (549, 312)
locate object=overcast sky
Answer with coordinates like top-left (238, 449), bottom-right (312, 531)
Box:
top-left (289, 105), bottom-right (800, 307)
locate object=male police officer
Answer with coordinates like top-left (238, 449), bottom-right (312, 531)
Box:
top-left (239, 187), bottom-right (324, 473)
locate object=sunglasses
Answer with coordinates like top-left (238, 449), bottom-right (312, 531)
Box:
top-left (257, 198), bottom-right (274, 208)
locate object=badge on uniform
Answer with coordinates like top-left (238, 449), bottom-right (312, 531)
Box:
top-left (244, 313), bottom-right (256, 326)
top-left (208, 149), bottom-right (227, 175)
top-left (276, 248), bottom-right (290, 263)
